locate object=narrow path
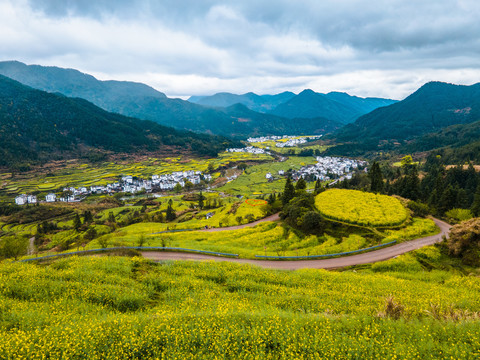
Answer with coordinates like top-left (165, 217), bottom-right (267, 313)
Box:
top-left (141, 218), bottom-right (451, 270)
top-left (200, 213), bottom-right (280, 232)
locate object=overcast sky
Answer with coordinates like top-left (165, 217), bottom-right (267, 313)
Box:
top-left (1, 0), bottom-right (479, 99)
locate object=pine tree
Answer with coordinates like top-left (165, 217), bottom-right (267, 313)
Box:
top-left (405, 165), bottom-right (420, 200)
top-left (282, 177), bottom-right (295, 205)
top-left (73, 214), bottom-right (82, 231)
top-left (314, 179), bottom-right (324, 195)
top-left (471, 184), bottom-right (480, 216)
top-left (439, 184), bottom-right (456, 214)
top-left (166, 201), bottom-right (176, 221)
top-left (368, 161), bottom-right (384, 193)
top-left (295, 177), bottom-right (307, 190)
top-left (198, 191), bottom-right (205, 209)
top-left (83, 210), bottom-right (93, 224)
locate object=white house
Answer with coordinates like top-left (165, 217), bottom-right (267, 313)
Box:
top-left (278, 170), bottom-right (285, 176)
top-left (27, 195), bottom-right (37, 204)
top-left (45, 193), bottom-right (56, 202)
top-left (15, 194), bottom-right (27, 205)
top-left (265, 173), bottom-right (272, 179)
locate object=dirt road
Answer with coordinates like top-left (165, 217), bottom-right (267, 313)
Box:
top-left (141, 218), bottom-right (451, 270)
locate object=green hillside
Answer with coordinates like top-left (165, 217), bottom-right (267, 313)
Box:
top-left (332, 81), bottom-right (480, 153)
top-left (269, 89), bottom-right (397, 124)
top-left (0, 61), bottom-right (340, 138)
top-left (0, 75), bottom-right (238, 168)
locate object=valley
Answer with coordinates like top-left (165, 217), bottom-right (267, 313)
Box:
top-left (1, 65), bottom-right (480, 360)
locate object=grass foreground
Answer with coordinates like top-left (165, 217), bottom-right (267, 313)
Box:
top-left (0, 249), bottom-right (479, 359)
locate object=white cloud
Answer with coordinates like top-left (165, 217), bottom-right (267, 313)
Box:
top-left (0, 0), bottom-right (479, 99)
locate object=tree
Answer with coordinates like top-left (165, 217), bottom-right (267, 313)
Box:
top-left (207, 162), bottom-right (215, 173)
top-left (236, 216), bottom-right (243, 225)
top-left (184, 181), bottom-right (193, 191)
top-left (174, 183), bottom-right (182, 193)
top-left (295, 177), bottom-right (307, 190)
top-left (198, 191), bottom-right (205, 209)
top-left (400, 155), bottom-right (414, 168)
top-left (237, 162), bottom-right (247, 171)
top-left (166, 202), bottom-right (176, 221)
top-left (471, 184), bottom-right (480, 217)
top-left (282, 177), bottom-right (296, 205)
top-left (368, 161), bottom-right (384, 193)
top-left (438, 184), bottom-right (456, 214)
top-left (73, 214), bottom-right (82, 231)
top-left (108, 211), bottom-right (116, 223)
top-left (314, 179), bottom-right (324, 195)
top-left (0, 236), bottom-right (28, 260)
top-left (83, 210), bottom-right (93, 224)
top-left (301, 211), bottom-right (325, 234)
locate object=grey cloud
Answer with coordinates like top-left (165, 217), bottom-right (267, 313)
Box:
top-left (5, 0), bottom-right (480, 99)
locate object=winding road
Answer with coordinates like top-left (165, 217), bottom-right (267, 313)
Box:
top-left (142, 217), bottom-right (451, 270)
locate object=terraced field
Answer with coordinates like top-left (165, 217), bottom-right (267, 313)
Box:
top-left (219, 156), bottom-right (317, 195)
top-left (0, 152), bottom-right (274, 200)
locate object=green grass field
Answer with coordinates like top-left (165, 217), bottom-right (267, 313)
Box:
top-left (219, 156), bottom-right (318, 196)
top-left (0, 252), bottom-right (478, 359)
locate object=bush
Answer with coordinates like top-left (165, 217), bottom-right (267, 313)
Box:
top-left (445, 208), bottom-right (473, 223)
top-left (407, 201), bottom-right (430, 218)
top-left (446, 217), bottom-right (480, 266)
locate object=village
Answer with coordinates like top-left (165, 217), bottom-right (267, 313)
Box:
top-left (14, 170), bottom-right (213, 205)
top-left (265, 156), bottom-right (367, 182)
top-left (246, 135), bottom-right (322, 143)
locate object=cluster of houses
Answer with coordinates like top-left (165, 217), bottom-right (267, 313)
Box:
top-left (14, 194), bottom-right (37, 205)
top-left (226, 146), bottom-right (270, 155)
top-left (14, 170), bottom-right (213, 205)
top-left (291, 156), bottom-right (367, 182)
top-left (247, 135), bottom-right (322, 143)
top-left (263, 157), bottom-right (366, 183)
top-left (275, 138), bottom-right (308, 148)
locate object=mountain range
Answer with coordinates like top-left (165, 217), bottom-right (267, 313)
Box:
top-left (327, 81), bottom-right (480, 158)
top-left (2, 61), bottom-right (480, 163)
top-left (0, 61), bottom-right (391, 137)
top-left (189, 89), bottom-right (397, 124)
top-left (0, 75), bottom-right (238, 168)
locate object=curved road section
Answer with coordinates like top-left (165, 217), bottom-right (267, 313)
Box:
top-left (142, 218), bottom-right (451, 270)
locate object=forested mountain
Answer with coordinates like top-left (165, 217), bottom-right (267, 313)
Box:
top-left (188, 91), bottom-right (295, 112)
top-left (268, 89), bottom-right (396, 124)
top-left (0, 75), bottom-right (238, 168)
top-left (0, 61), bottom-right (338, 138)
top-left (334, 82), bottom-right (480, 150)
top-left (403, 120), bottom-right (480, 163)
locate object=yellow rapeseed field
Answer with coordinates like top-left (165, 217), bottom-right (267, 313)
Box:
top-left (315, 189), bottom-right (408, 227)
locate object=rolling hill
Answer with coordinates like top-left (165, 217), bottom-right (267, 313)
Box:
top-left (0, 61), bottom-right (339, 138)
top-left (329, 81), bottom-right (480, 155)
top-left (0, 75), bottom-right (239, 168)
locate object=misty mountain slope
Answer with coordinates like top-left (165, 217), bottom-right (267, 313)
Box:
top-left (188, 91), bottom-right (296, 112)
top-left (269, 89), bottom-right (397, 124)
top-left (336, 81), bottom-right (480, 144)
top-left (0, 75), bottom-right (238, 167)
top-left (0, 61), bottom-right (339, 138)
